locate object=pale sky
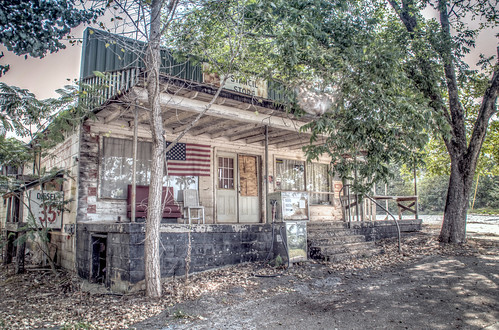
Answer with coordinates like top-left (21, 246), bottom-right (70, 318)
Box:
top-left (0, 24), bottom-right (87, 99)
top-left (0, 9), bottom-right (497, 100)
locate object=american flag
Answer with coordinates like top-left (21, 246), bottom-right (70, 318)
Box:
top-left (165, 142), bottom-right (211, 176)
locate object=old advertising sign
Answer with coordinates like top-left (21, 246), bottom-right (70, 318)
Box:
top-left (29, 190), bottom-right (64, 229)
top-left (202, 64), bottom-right (268, 99)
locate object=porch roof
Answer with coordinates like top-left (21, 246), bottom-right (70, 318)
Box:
top-left (89, 72), bottom-right (325, 151)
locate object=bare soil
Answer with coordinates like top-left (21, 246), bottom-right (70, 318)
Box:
top-left (1, 225), bottom-right (497, 329)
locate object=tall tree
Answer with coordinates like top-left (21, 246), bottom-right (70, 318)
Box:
top-left (177, 0), bottom-right (498, 243)
top-left (95, 0), bottom-right (248, 297)
top-left (174, 0), bottom-right (432, 189)
top-left (387, 0), bottom-right (499, 243)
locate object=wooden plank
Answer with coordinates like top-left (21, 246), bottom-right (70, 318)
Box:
top-left (163, 111), bottom-right (196, 126)
top-left (230, 127), bottom-right (265, 142)
top-left (245, 129), bottom-right (289, 144)
top-left (171, 116), bottom-right (217, 134)
top-left (190, 119), bottom-right (234, 136)
top-left (212, 123), bottom-right (258, 139)
top-left (104, 106), bottom-right (125, 124)
top-left (132, 87), bottom-right (309, 132)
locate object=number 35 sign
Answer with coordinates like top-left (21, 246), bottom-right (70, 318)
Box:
top-left (29, 190), bottom-right (64, 229)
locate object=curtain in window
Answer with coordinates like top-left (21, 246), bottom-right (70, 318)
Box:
top-left (275, 159), bottom-right (305, 191)
top-left (306, 163), bottom-right (330, 204)
top-left (100, 137), bottom-right (152, 199)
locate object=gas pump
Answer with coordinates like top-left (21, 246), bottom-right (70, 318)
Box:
top-left (267, 191), bottom-right (309, 263)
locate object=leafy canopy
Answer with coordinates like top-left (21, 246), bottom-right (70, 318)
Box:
top-left (169, 0), bottom-right (434, 192)
top-left (0, 0), bottom-right (103, 76)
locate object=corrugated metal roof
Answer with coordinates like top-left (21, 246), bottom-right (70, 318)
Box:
top-left (80, 28), bottom-right (287, 102)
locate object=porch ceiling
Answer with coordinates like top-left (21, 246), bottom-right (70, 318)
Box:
top-left (94, 82), bottom-right (326, 151)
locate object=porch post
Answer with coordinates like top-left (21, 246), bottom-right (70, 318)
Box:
top-left (264, 125), bottom-right (269, 223)
top-left (131, 105), bottom-right (138, 222)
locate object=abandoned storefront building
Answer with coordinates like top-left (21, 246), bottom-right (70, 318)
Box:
top-left (1, 29), bottom-right (421, 292)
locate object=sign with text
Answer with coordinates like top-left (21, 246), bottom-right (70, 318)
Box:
top-left (202, 64), bottom-right (268, 99)
top-left (29, 190), bottom-right (63, 229)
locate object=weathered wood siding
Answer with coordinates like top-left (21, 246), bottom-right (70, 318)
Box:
top-left (76, 116), bottom-right (343, 224)
top-left (15, 130), bottom-right (81, 270)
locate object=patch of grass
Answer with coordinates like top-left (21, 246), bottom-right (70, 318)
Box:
top-left (60, 321), bottom-right (95, 329)
top-left (470, 208), bottom-right (499, 216)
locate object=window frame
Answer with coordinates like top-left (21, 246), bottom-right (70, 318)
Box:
top-left (274, 157), bottom-right (335, 205)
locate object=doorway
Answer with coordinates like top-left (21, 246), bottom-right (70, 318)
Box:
top-left (91, 234), bottom-right (107, 284)
top-left (216, 153), bottom-right (260, 223)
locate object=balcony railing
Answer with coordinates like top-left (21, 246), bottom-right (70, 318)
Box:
top-left (80, 67), bottom-right (141, 110)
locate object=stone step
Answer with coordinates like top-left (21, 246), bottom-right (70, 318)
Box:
top-left (307, 229), bottom-right (360, 238)
top-left (307, 221), bottom-right (349, 229)
top-left (308, 234), bottom-right (367, 245)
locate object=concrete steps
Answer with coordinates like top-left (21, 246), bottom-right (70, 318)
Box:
top-left (307, 221), bottom-right (383, 262)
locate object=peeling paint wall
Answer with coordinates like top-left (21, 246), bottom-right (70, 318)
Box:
top-left (76, 117), bottom-right (343, 225)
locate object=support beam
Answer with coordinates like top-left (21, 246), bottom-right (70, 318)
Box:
top-left (275, 136), bottom-right (323, 149)
top-left (230, 127), bottom-right (265, 142)
top-left (215, 97), bottom-right (227, 105)
top-left (171, 116), bottom-right (217, 134)
top-left (132, 87), bottom-right (308, 133)
top-left (104, 106), bottom-right (125, 124)
top-left (131, 107), bottom-right (138, 223)
top-left (162, 111), bottom-right (196, 126)
top-left (246, 129), bottom-right (291, 143)
top-left (129, 111), bottom-right (150, 128)
top-left (211, 123), bottom-right (258, 139)
top-left (268, 133), bottom-right (302, 145)
top-left (191, 119), bottom-right (234, 136)
top-left (184, 91), bottom-right (199, 99)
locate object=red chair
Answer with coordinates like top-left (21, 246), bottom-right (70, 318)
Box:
top-left (127, 185), bottom-right (182, 220)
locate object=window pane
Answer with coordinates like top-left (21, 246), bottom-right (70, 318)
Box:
top-left (101, 137), bottom-right (199, 200)
top-left (306, 163), bottom-right (331, 204)
top-left (218, 156), bottom-right (235, 190)
top-left (101, 137), bottom-right (152, 199)
top-left (275, 159), bottom-right (305, 191)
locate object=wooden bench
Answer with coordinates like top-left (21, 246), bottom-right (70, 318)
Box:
top-left (126, 185), bottom-right (182, 220)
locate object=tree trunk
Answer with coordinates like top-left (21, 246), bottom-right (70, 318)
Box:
top-left (144, 0), bottom-right (164, 298)
top-left (439, 158), bottom-right (473, 243)
top-left (389, 0), bottom-right (499, 244)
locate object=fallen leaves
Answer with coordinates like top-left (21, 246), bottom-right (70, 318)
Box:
top-left (0, 228), bottom-right (496, 329)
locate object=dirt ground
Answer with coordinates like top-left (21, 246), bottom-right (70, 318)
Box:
top-left (0, 225), bottom-right (498, 329)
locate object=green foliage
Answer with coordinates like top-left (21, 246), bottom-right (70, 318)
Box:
top-left (169, 0), bottom-right (435, 194)
top-left (0, 82), bottom-right (96, 143)
top-left (472, 175), bottom-right (499, 210)
top-left (0, 0), bottom-right (102, 62)
top-left (417, 174), bottom-right (449, 213)
top-left (273, 254), bottom-right (283, 268)
top-left (422, 71), bottom-right (499, 177)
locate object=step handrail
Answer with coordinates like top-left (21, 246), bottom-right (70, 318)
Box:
top-left (363, 194), bottom-right (402, 253)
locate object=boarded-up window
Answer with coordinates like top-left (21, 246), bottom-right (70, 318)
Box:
top-left (239, 155), bottom-right (258, 196)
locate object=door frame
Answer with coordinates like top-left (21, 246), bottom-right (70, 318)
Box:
top-left (215, 151), bottom-right (262, 223)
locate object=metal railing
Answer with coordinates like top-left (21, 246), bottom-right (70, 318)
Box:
top-left (339, 184), bottom-right (402, 253)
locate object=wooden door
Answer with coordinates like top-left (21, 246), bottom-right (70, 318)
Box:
top-left (216, 154), bottom-right (237, 222)
top-left (238, 155), bottom-right (260, 223)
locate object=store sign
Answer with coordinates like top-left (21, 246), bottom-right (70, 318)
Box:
top-left (29, 190), bottom-right (63, 229)
top-left (202, 63), bottom-right (268, 99)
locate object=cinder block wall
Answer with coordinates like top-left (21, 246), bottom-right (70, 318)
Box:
top-left (76, 223), bottom-right (279, 292)
top-left (351, 220), bottom-right (423, 241)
